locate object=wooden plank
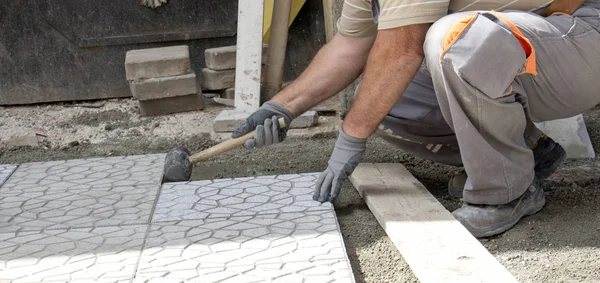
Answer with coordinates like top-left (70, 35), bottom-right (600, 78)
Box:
top-left (322, 0), bottom-right (335, 42)
top-left (234, 0), bottom-right (264, 111)
top-left (349, 163), bottom-right (518, 283)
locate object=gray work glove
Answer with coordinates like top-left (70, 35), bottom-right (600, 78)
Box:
top-left (232, 101), bottom-right (294, 149)
top-left (313, 127), bottom-right (366, 203)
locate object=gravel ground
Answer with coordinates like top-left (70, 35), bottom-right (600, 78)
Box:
top-left (1, 99), bottom-right (599, 282)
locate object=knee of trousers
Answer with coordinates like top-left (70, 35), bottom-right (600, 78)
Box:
top-left (424, 11), bottom-right (537, 100)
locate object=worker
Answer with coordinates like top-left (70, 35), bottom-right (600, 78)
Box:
top-left (232, 0), bottom-right (600, 238)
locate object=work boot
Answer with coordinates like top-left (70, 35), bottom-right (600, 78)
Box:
top-left (448, 134), bottom-right (566, 198)
top-left (452, 177), bottom-right (545, 238)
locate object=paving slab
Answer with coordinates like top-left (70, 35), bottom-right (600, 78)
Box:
top-left (0, 164), bottom-right (17, 186)
top-left (2, 154), bottom-right (164, 188)
top-left (0, 183), bottom-right (160, 232)
top-left (153, 173), bottom-right (332, 222)
top-left (142, 173), bottom-right (354, 282)
top-left (0, 225), bottom-right (147, 282)
top-left (0, 154), bottom-right (164, 232)
top-left (135, 212), bottom-right (352, 283)
top-left (0, 156), bottom-right (354, 282)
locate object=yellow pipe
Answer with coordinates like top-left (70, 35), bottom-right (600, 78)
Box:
top-left (263, 0), bottom-right (306, 43)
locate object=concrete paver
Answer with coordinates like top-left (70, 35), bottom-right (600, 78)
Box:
top-left (153, 173), bottom-right (331, 222)
top-left (2, 154), bottom-right (165, 187)
top-left (0, 164), bottom-right (17, 186)
top-left (0, 225), bottom-right (147, 282)
top-left (0, 155), bottom-right (164, 232)
top-left (130, 73), bottom-right (199, 101)
top-left (125, 45), bottom-right (191, 81)
top-left (0, 156), bottom-right (354, 283)
top-left (0, 184), bottom-right (160, 232)
top-left (135, 212), bottom-right (352, 282)
top-left (201, 68), bottom-right (235, 90)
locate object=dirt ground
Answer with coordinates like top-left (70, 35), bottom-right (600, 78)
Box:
top-left (1, 99), bottom-right (599, 283)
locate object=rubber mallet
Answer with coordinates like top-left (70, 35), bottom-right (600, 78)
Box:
top-left (161, 117), bottom-right (286, 183)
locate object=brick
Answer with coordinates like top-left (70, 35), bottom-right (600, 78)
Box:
top-left (213, 110), bottom-right (318, 132)
top-left (130, 73), bottom-right (198, 101)
top-left (220, 88), bottom-right (235, 99)
top-left (201, 68), bottom-right (235, 90)
top-left (204, 44), bottom-right (268, 71)
top-left (213, 97), bottom-right (235, 107)
top-left (139, 94), bottom-right (204, 116)
top-left (125, 45), bottom-right (190, 80)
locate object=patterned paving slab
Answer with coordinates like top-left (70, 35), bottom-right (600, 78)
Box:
top-left (0, 184), bottom-right (160, 232)
top-left (0, 164), bottom-right (18, 186)
top-left (153, 173), bottom-right (332, 222)
top-left (2, 154), bottom-right (165, 188)
top-left (0, 225), bottom-right (147, 283)
top-left (135, 211), bottom-right (354, 283)
top-left (0, 154), bottom-right (164, 232)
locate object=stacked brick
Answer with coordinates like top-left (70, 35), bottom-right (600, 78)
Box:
top-left (125, 45), bottom-right (204, 116)
top-left (202, 45), bottom-right (268, 100)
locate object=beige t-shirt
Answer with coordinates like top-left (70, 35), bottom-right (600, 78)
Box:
top-left (337, 0), bottom-right (554, 37)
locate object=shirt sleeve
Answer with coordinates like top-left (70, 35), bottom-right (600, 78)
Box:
top-left (336, 0), bottom-right (378, 38)
top-left (377, 0), bottom-right (450, 30)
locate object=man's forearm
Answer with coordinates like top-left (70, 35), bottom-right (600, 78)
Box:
top-left (271, 34), bottom-right (374, 117)
top-left (342, 24), bottom-right (430, 139)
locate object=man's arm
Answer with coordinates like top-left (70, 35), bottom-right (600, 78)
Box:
top-left (342, 24), bottom-right (431, 138)
top-left (231, 32), bottom-right (375, 149)
top-left (271, 33), bottom-right (376, 117)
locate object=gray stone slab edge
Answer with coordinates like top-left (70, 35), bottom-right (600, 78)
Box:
top-left (0, 164), bottom-right (18, 188)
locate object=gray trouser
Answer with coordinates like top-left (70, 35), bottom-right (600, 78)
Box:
top-left (376, 2), bottom-right (600, 205)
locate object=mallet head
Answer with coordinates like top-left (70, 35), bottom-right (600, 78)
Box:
top-left (162, 146), bottom-right (193, 183)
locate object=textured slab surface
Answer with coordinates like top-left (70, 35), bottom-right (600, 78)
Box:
top-left (0, 164), bottom-right (17, 186)
top-left (3, 154), bottom-right (165, 188)
top-left (0, 154), bottom-right (164, 232)
top-left (154, 173), bottom-right (332, 222)
top-left (0, 184), bottom-right (159, 232)
top-left (0, 163), bottom-right (354, 283)
top-left (135, 211), bottom-right (353, 283)
top-left (0, 225), bottom-right (147, 283)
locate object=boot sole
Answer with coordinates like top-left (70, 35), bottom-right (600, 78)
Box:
top-left (467, 188), bottom-right (546, 238)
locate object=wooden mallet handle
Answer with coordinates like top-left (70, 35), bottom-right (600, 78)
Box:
top-left (188, 117), bottom-right (286, 164)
